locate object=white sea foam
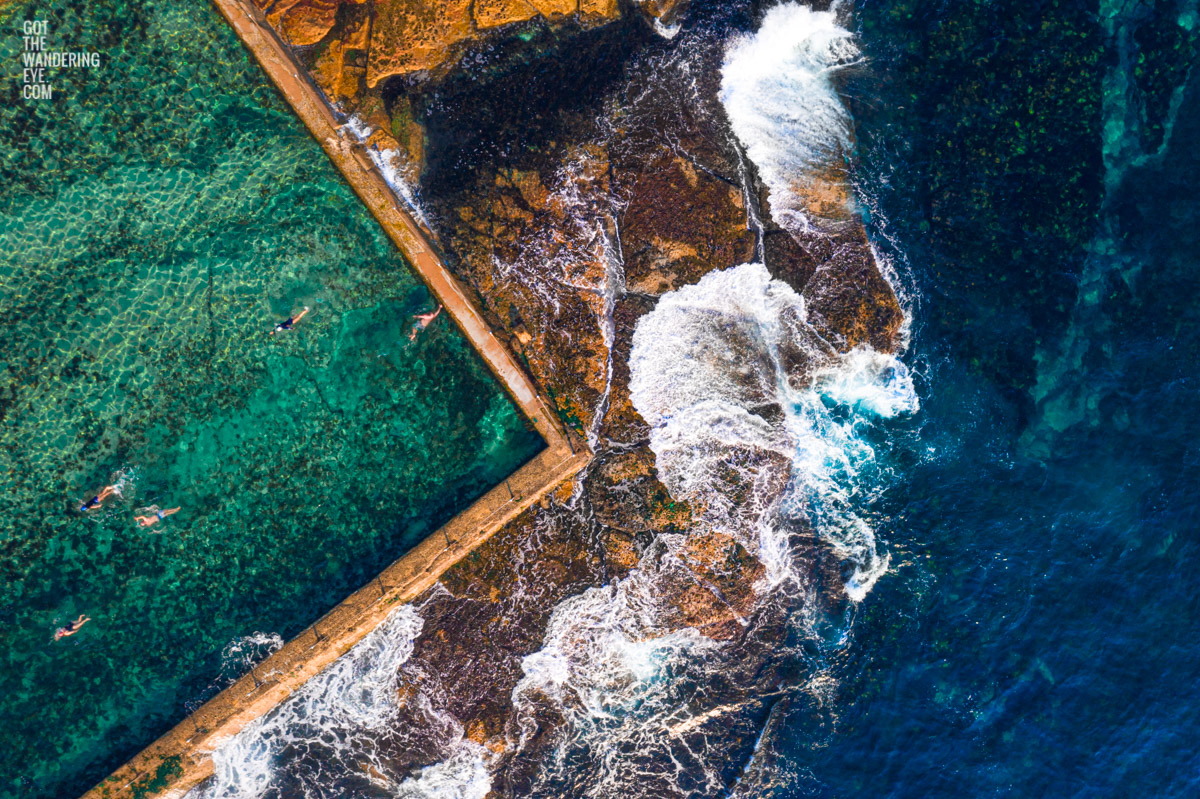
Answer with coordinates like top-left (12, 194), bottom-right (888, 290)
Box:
top-left (652, 17), bottom-right (682, 39)
top-left (192, 606), bottom-right (423, 799)
top-left (816, 346), bottom-right (920, 418)
top-left (630, 262), bottom-right (916, 598)
top-left (342, 115), bottom-right (431, 229)
top-left (513, 578), bottom-right (711, 741)
top-left (391, 740), bottom-right (493, 799)
top-left (720, 3), bottom-right (861, 233)
top-left (108, 465), bottom-right (139, 498)
top-left (218, 632), bottom-right (284, 685)
top-left (510, 577), bottom-right (719, 796)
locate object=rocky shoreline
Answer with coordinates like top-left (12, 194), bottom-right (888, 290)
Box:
top-left (211, 1), bottom-right (905, 794)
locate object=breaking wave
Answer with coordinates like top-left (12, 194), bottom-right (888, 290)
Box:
top-left (630, 262), bottom-right (916, 599)
top-left (720, 3), bottom-right (862, 233)
top-left (504, 265), bottom-right (915, 795)
top-left (342, 115), bottom-right (431, 230)
top-left (192, 607), bottom-right (424, 799)
top-left (391, 740), bottom-right (493, 799)
top-left (218, 633), bottom-right (284, 683)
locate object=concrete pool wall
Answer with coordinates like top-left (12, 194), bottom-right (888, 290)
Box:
top-left (83, 1), bottom-right (590, 796)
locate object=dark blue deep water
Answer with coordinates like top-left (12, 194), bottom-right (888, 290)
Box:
top-left (772, 0), bottom-right (1200, 795)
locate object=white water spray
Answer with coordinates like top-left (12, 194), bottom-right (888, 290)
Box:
top-left (218, 632), bottom-right (284, 685)
top-left (391, 740), bottom-right (494, 799)
top-left (342, 115), bottom-right (431, 230)
top-left (191, 607), bottom-right (424, 799)
top-left (720, 4), bottom-right (861, 233)
top-left (630, 263), bottom-right (916, 599)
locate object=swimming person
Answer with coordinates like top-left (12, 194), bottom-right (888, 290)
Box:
top-left (79, 484), bottom-right (118, 513)
top-left (409, 304), bottom-right (443, 341)
top-left (135, 505), bottom-right (180, 527)
top-left (271, 306), bottom-right (310, 334)
top-left (55, 614), bottom-right (91, 641)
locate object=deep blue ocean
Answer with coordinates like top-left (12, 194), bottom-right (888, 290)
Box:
top-left (769, 0), bottom-right (1200, 794)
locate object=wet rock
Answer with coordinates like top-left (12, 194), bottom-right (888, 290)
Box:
top-left (619, 153), bottom-right (754, 295)
top-left (404, 499), bottom-right (604, 750)
top-left (586, 446), bottom-right (691, 538)
top-left (598, 528), bottom-right (641, 574)
top-left (596, 294), bottom-right (654, 444)
top-left (754, 161), bottom-right (903, 353)
top-left (607, 45), bottom-right (756, 300)
top-left (579, 0), bottom-right (620, 22)
top-left (498, 693), bottom-right (570, 796)
top-left (657, 531), bottom-right (764, 641)
top-left (797, 224), bottom-right (904, 352)
top-left (441, 153), bottom-right (614, 436)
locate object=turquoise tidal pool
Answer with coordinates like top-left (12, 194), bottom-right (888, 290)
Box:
top-left (0, 2), bottom-right (542, 797)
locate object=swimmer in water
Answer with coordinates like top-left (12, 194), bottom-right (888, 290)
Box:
top-left (271, 306), bottom-right (310, 335)
top-left (79, 485), bottom-right (119, 513)
top-left (55, 614), bottom-right (91, 641)
top-left (135, 505), bottom-right (180, 527)
top-left (409, 304), bottom-right (443, 341)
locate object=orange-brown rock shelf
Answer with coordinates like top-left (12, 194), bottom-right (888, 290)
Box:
top-left (255, 0), bottom-right (628, 87)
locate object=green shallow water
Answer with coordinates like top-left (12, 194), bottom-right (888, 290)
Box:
top-left (0, 2), bottom-right (542, 797)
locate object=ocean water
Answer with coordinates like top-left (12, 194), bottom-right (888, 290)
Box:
top-left (0, 2), bottom-right (542, 798)
top-left (770, 0), bottom-right (1200, 795)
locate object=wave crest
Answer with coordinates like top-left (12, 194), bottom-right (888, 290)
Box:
top-left (720, 3), bottom-right (861, 233)
top-left (630, 262), bottom-right (916, 598)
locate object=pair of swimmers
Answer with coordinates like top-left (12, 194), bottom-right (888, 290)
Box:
top-left (80, 485), bottom-right (178, 528)
top-left (272, 304), bottom-right (442, 341)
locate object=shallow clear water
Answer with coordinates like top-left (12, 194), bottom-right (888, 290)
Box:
top-left (0, 2), bottom-right (541, 797)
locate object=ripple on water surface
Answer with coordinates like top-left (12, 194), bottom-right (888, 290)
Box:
top-left (0, 2), bottom-right (541, 797)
